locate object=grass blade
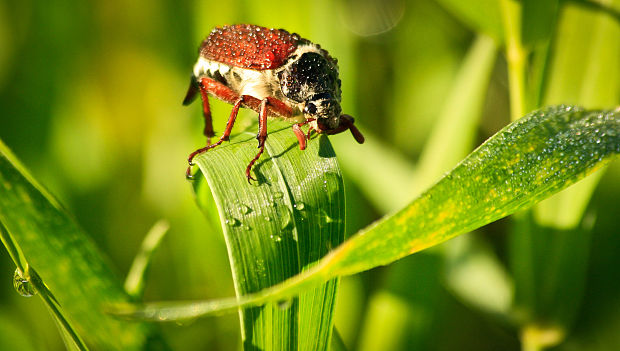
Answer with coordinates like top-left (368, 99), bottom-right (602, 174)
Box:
top-left (0, 140), bottom-right (158, 350)
top-left (324, 106), bottom-right (618, 275)
top-left (415, 34), bottom-right (498, 193)
top-left (434, 0), bottom-right (504, 41)
top-left (124, 220), bottom-right (170, 299)
top-left (191, 120), bottom-right (344, 350)
top-left (113, 105), bottom-right (618, 321)
top-left (522, 0), bottom-right (560, 46)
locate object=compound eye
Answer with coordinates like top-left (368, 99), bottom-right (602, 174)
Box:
top-left (304, 102), bottom-right (317, 115)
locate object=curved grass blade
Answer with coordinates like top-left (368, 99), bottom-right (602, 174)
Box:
top-left (522, 0), bottom-right (560, 46)
top-left (191, 119), bottom-right (344, 351)
top-left (113, 105), bottom-right (619, 321)
top-left (124, 220), bottom-right (170, 299)
top-left (0, 141), bottom-right (159, 350)
top-left (322, 105), bottom-right (618, 275)
top-left (434, 0), bottom-right (504, 41)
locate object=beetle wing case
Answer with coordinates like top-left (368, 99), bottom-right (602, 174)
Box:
top-left (200, 24), bottom-right (302, 70)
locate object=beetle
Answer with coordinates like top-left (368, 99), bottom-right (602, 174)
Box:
top-left (183, 24), bottom-right (365, 183)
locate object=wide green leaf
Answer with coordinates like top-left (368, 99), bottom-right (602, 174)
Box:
top-left (190, 119), bottom-right (344, 351)
top-left (114, 105), bottom-right (619, 320)
top-left (0, 141), bottom-right (158, 350)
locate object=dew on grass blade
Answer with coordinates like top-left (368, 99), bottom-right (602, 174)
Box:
top-left (13, 268), bottom-right (36, 297)
top-left (225, 218), bottom-right (241, 227)
top-left (237, 203), bottom-right (252, 215)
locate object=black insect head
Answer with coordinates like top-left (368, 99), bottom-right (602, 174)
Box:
top-left (279, 52), bottom-right (342, 128)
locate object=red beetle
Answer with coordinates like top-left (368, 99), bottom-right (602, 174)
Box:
top-left (183, 24), bottom-right (365, 182)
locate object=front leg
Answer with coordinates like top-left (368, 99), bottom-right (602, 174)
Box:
top-left (186, 77), bottom-right (295, 181)
top-left (292, 118), bottom-right (316, 150)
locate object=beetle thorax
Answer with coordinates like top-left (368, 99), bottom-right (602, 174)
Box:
top-left (278, 44), bottom-right (343, 129)
top-left (278, 44), bottom-right (341, 103)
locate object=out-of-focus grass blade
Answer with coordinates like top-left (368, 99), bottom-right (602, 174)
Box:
top-left (0, 140), bottom-right (157, 351)
top-left (0, 313), bottom-right (38, 351)
top-left (124, 220), bottom-right (170, 299)
top-left (330, 328), bottom-right (348, 351)
top-left (192, 120), bottom-right (344, 351)
top-left (113, 105), bottom-right (618, 320)
top-left (415, 34), bottom-right (497, 193)
top-left (567, 0), bottom-right (620, 23)
top-left (522, 0), bottom-right (560, 46)
top-left (434, 0), bottom-right (504, 41)
top-left (331, 130), bottom-right (415, 213)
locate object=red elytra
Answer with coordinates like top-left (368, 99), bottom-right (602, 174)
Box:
top-left (200, 24), bottom-right (300, 70)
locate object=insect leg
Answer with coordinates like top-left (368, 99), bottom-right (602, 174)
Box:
top-left (306, 126), bottom-right (316, 140)
top-left (198, 80), bottom-right (214, 144)
top-left (291, 118), bottom-right (315, 150)
top-left (292, 124), bottom-right (307, 150)
top-left (186, 96), bottom-right (244, 178)
top-left (245, 98), bottom-right (269, 183)
top-left (265, 97), bottom-right (294, 117)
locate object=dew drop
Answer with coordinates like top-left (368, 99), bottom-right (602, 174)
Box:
top-left (264, 216), bottom-right (272, 222)
top-left (270, 234), bottom-right (282, 242)
top-left (242, 224), bottom-right (252, 231)
top-left (225, 218), bottom-right (241, 227)
top-left (321, 209), bottom-right (336, 224)
top-left (255, 259), bottom-right (266, 279)
top-left (294, 202), bottom-right (305, 211)
top-left (13, 268), bottom-right (36, 297)
top-left (238, 204), bottom-right (252, 215)
top-left (272, 191), bottom-right (284, 200)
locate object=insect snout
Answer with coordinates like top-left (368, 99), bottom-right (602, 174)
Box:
top-left (304, 97), bottom-right (342, 130)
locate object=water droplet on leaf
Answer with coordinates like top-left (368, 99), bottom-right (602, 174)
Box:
top-left (13, 268), bottom-right (36, 297)
top-left (225, 218), bottom-right (241, 227)
top-left (238, 204), bottom-right (252, 215)
top-left (321, 209), bottom-right (336, 224)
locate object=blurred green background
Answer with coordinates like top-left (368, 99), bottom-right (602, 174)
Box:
top-left (1, 0), bottom-right (618, 350)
